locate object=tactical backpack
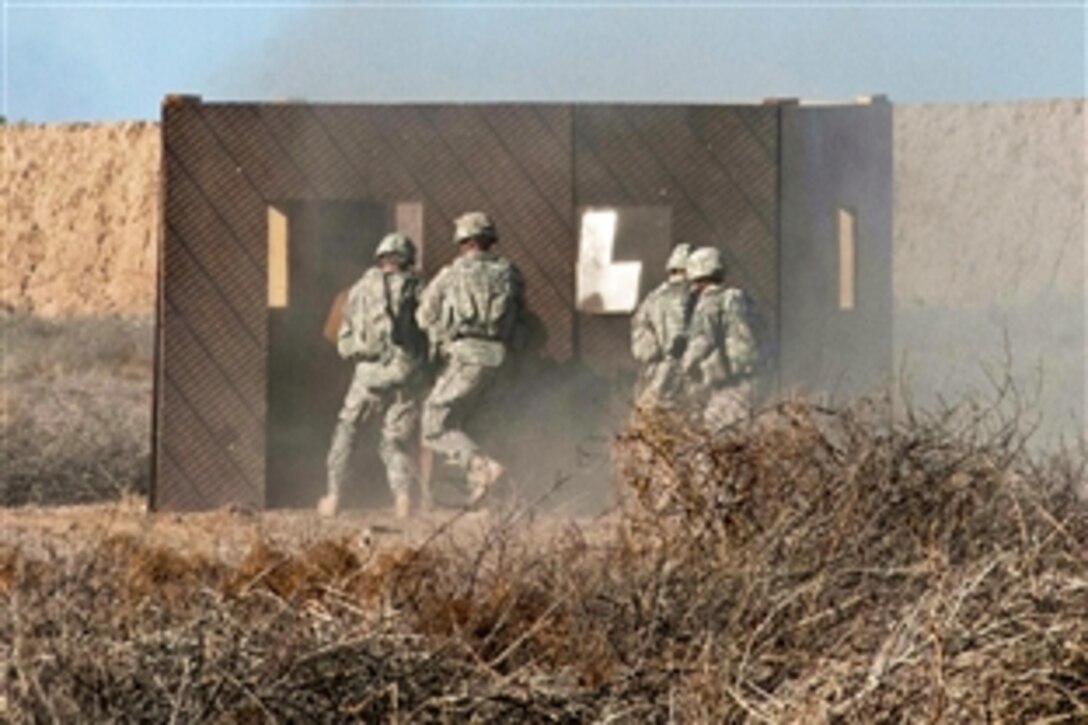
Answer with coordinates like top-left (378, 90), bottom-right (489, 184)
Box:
top-left (347, 269), bottom-right (424, 362)
top-left (702, 287), bottom-right (762, 386)
top-left (442, 255), bottom-right (521, 345)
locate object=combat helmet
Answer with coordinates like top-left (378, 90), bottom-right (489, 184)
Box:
top-left (666, 243), bottom-right (692, 274)
top-left (374, 232), bottom-right (416, 266)
top-left (453, 211), bottom-right (498, 245)
top-left (687, 247), bottom-right (725, 281)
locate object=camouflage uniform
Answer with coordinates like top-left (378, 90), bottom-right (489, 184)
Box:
top-left (323, 236), bottom-right (426, 516)
top-left (417, 213), bottom-right (526, 497)
top-left (682, 248), bottom-right (761, 431)
top-left (631, 244), bottom-right (693, 408)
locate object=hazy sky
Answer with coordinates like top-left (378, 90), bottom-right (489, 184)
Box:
top-left (3, 1), bottom-right (1085, 122)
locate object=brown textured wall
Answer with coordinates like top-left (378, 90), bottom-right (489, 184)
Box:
top-left (1, 122), bottom-right (160, 316)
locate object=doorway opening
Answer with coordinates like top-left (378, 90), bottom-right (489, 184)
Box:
top-left (266, 200), bottom-right (422, 508)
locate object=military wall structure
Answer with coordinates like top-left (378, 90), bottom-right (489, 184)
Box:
top-left (780, 100), bottom-right (894, 400)
top-left (152, 98), bottom-right (890, 511)
top-left (5, 99), bottom-right (1080, 510)
top-left (893, 100), bottom-right (1086, 444)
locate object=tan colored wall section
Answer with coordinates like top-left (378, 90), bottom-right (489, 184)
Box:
top-left (893, 100), bottom-right (1086, 443)
top-left (894, 100), bottom-right (1085, 307)
top-left (1, 122), bottom-right (160, 316)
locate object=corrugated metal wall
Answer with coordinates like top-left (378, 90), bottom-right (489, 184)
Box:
top-left (155, 101), bottom-right (778, 511)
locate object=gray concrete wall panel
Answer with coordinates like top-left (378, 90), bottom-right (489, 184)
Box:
top-left (779, 102), bottom-right (895, 399)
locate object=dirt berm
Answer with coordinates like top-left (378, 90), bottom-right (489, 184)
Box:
top-left (1, 122), bottom-right (159, 317)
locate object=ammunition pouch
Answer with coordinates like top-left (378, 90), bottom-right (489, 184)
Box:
top-left (668, 334), bottom-right (688, 360)
top-left (446, 338), bottom-right (507, 368)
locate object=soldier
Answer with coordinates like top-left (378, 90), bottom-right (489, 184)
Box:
top-left (416, 212), bottom-right (527, 504)
top-left (318, 233), bottom-right (427, 519)
top-left (630, 243), bottom-right (694, 409)
top-left (681, 247), bottom-right (761, 431)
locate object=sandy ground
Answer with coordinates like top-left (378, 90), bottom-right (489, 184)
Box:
top-left (0, 497), bottom-right (619, 563)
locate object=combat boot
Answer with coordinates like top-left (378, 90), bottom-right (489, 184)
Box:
top-left (317, 492), bottom-right (340, 518)
top-left (467, 454), bottom-right (504, 505)
top-left (394, 491), bottom-right (411, 519)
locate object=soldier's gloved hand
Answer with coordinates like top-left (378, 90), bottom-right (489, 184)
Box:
top-left (669, 335), bottom-right (688, 360)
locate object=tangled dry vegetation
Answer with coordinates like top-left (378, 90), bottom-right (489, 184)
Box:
top-left (3, 396), bottom-right (1086, 722)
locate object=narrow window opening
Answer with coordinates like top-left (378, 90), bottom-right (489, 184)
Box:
top-left (576, 207), bottom-right (669, 314)
top-left (267, 205), bottom-right (289, 308)
top-left (838, 207), bottom-right (857, 310)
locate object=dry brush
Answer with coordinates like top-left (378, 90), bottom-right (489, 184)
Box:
top-left (2, 396), bottom-right (1086, 722)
